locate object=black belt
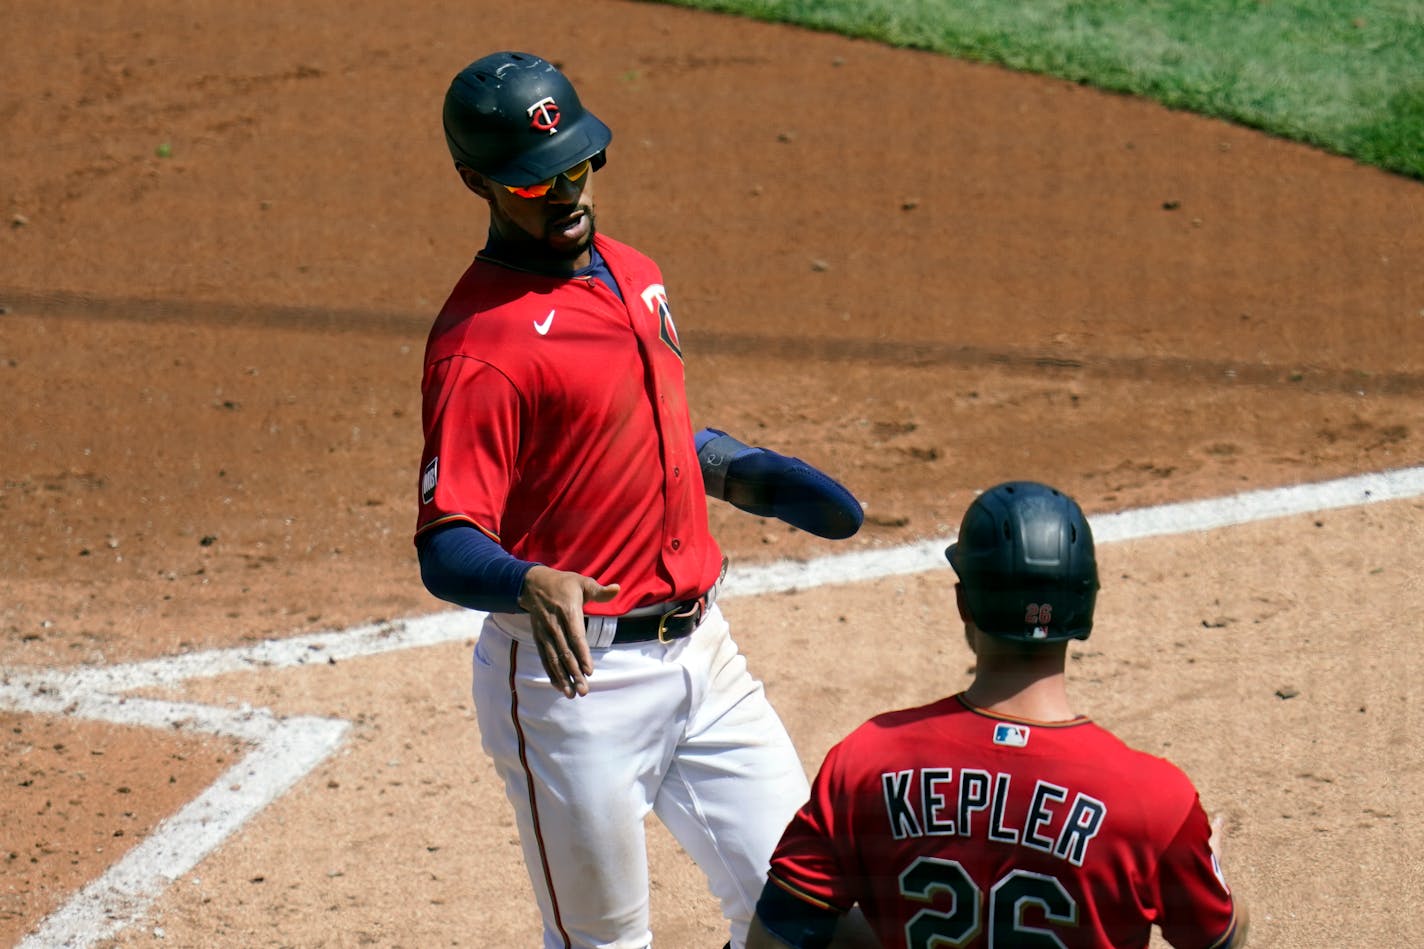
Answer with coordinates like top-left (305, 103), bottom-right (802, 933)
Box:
top-left (592, 590), bottom-right (714, 645)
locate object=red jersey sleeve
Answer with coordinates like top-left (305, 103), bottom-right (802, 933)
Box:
top-left (1152, 799), bottom-right (1241, 948)
top-left (766, 738), bottom-right (865, 914)
top-left (416, 354), bottom-right (521, 541)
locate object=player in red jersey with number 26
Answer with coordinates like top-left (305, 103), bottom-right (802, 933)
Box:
top-left (749, 482), bottom-right (1248, 949)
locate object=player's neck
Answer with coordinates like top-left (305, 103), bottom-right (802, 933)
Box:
top-left (964, 665), bottom-right (1076, 723)
top-left (483, 225), bottom-right (593, 275)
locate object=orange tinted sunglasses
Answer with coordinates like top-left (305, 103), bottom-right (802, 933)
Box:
top-left (502, 158), bottom-right (593, 199)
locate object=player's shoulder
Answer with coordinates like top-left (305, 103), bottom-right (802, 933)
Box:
top-left (1077, 722), bottom-right (1205, 819)
top-left (591, 232), bottom-right (641, 262)
top-left (443, 256), bottom-right (545, 314)
top-left (592, 232), bottom-right (663, 279)
top-left (840, 694), bottom-right (967, 748)
top-left (809, 702), bottom-right (949, 787)
top-left (1097, 724), bottom-right (1196, 780)
top-left (425, 263), bottom-right (550, 355)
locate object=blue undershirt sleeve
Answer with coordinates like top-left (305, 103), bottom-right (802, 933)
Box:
top-left (694, 427), bottom-right (864, 540)
top-left (416, 522), bottom-right (537, 614)
top-left (754, 881), bottom-right (841, 949)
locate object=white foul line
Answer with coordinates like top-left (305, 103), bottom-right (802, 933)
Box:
top-left (724, 464), bottom-right (1424, 595)
top-left (5, 464), bottom-right (1423, 946)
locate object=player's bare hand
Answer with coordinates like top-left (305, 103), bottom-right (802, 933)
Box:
top-left (1207, 813), bottom-right (1251, 946)
top-left (1209, 813), bottom-right (1227, 861)
top-left (518, 565), bottom-right (620, 698)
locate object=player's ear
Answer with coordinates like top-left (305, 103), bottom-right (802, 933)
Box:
top-left (456, 163), bottom-right (494, 199)
top-left (954, 583), bottom-right (972, 622)
top-left (955, 584), bottom-right (981, 653)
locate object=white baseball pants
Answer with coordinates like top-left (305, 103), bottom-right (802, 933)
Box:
top-left (471, 604), bottom-right (809, 949)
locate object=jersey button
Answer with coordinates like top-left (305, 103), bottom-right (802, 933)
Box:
top-left (670, 538), bottom-right (681, 551)
top-left (673, 466), bottom-right (681, 478)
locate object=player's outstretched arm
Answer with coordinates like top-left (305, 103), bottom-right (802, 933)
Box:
top-left (517, 565), bottom-right (619, 699)
top-left (695, 428), bottom-right (863, 539)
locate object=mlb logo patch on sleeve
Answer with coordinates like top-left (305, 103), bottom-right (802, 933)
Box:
top-left (422, 457), bottom-right (439, 505)
top-left (993, 723), bottom-right (1030, 747)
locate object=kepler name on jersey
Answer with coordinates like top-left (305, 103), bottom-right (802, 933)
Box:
top-left (880, 768), bottom-right (1107, 867)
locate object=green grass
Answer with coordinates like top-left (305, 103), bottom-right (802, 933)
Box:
top-left (646, 0), bottom-right (1424, 181)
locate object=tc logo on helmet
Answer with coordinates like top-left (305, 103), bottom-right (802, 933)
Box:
top-left (526, 96), bottom-right (561, 134)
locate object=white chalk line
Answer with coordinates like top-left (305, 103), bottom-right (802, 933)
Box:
top-left (4, 464), bottom-right (1422, 947)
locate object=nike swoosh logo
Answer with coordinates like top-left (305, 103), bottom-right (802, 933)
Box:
top-left (533, 309), bottom-right (555, 336)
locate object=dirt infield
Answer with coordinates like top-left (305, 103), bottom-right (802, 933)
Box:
top-left (3, 1), bottom-right (1422, 946)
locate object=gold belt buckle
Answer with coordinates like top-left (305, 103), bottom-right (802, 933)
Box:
top-left (657, 600), bottom-right (701, 644)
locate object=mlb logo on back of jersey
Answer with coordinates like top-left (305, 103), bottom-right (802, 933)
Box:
top-left (993, 723), bottom-right (1030, 747)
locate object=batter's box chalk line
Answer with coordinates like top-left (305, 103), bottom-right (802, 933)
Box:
top-left (5, 464), bottom-right (1422, 948)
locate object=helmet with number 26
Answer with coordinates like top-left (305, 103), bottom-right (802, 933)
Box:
top-left (946, 481), bottom-right (1099, 643)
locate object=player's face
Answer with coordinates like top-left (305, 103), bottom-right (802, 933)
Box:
top-left (484, 159), bottom-right (598, 263)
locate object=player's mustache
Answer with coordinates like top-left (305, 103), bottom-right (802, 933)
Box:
top-left (544, 205), bottom-right (593, 236)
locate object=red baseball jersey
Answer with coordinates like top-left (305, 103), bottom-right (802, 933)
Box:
top-left (767, 693), bottom-right (1240, 949)
top-left (415, 233), bottom-right (723, 614)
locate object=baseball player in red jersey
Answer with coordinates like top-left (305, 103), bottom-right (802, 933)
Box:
top-left (749, 482), bottom-right (1248, 949)
top-left (414, 52), bottom-right (862, 949)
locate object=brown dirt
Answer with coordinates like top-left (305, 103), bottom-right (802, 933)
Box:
top-left (2, 0), bottom-right (1422, 946)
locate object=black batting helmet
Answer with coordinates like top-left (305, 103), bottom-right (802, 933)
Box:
top-left (946, 481), bottom-right (1099, 642)
top-left (442, 51), bottom-right (611, 187)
